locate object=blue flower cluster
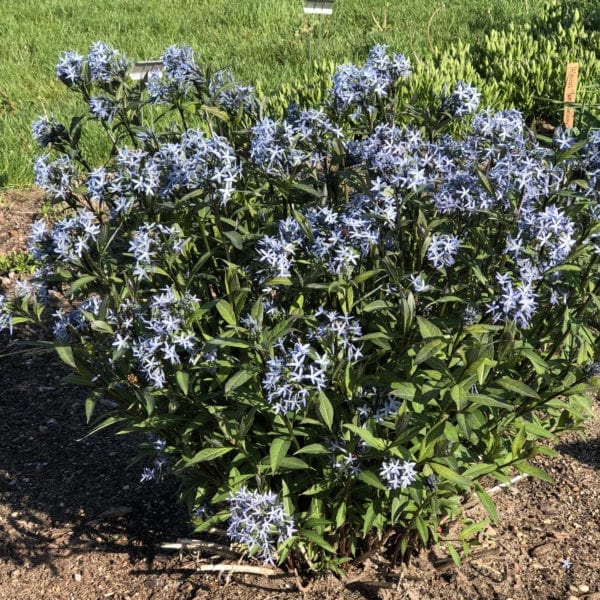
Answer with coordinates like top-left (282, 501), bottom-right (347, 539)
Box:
top-left (379, 459), bottom-right (417, 490)
top-left (227, 486), bottom-right (296, 564)
top-left (99, 131), bottom-right (240, 208)
top-left (28, 209), bottom-right (100, 264)
top-left (147, 44), bottom-right (203, 104)
top-left (34, 155), bottom-right (76, 201)
top-left (257, 192), bottom-right (395, 280)
top-left (110, 285), bottom-right (200, 389)
top-left (330, 44), bottom-right (411, 117)
top-left (250, 107), bottom-right (343, 179)
top-left (31, 116), bottom-right (68, 149)
top-left (262, 336), bottom-right (331, 415)
top-left (209, 68), bottom-right (258, 116)
top-left (55, 42), bottom-right (129, 88)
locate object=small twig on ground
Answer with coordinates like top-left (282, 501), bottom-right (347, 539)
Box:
top-left (196, 563), bottom-right (284, 577)
top-left (486, 474), bottom-right (530, 496)
top-left (160, 538), bottom-right (240, 559)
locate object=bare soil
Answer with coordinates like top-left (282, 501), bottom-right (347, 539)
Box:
top-left (0, 189), bottom-right (599, 600)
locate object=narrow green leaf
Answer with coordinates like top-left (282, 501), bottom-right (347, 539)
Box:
top-left (518, 347), bottom-right (549, 374)
top-left (69, 274), bottom-right (96, 291)
top-left (511, 425), bottom-right (527, 457)
top-left (84, 389), bottom-right (103, 423)
top-left (90, 320), bottom-right (113, 334)
top-left (459, 519), bottom-right (489, 541)
top-left (224, 369), bottom-right (253, 395)
top-left (295, 443), bottom-right (329, 455)
top-left (352, 269), bottom-right (381, 285)
top-left (318, 392), bottom-right (334, 430)
top-left (185, 446), bottom-right (234, 466)
top-left (362, 300), bottom-right (392, 313)
top-left (54, 343), bottom-right (76, 369)
top-left (223, 230), bottom-right (244, 250)
top-left (475, 485), bottom-right (498, 523)
top-left (362, 502), bottom-right (376, 537)
top-left (270, 438), bottom-right (291, 474)
top-left (415, 517), bottom-right (429, 544)
top-left (415, 340), bottom-right (445, 364)
top-left (335, 501), bottom-right (347, 529)
top-left (390, 382), bottom-right (416, 400)
top-left (445, 540), bottom-right (461, 566)
top-left (466, 394), bottom-right (512, 410)
top-left (496, 377), bottom-right (540, 399)
top-left (299, 529), bottom-right (335, 553)
top-left (216, 299), bottom-right (237, 326)
top-left (175, 371), bottom-right (189, 395)
top-left (278, 456), bottom-right (310, 470)
top-left (344, 424), bottom-right (386, 451)
top-left (358, 469), bottom-right (387, 491)
top-left (416, 316), bottom-right (443, 339)
top-left (515, 461), bottom-right (553, 483)
top-left (429, 462), bottom-right (471, 488)
top-left (463, 463), bottom-right (497, 479)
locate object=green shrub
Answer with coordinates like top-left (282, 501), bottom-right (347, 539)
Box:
top-left (2, 42), bottom-right (599, 572)
top-left (413, 0), bottom-right (600, 121)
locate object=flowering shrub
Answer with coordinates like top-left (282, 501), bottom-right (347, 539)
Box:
top-left (2, 41), bottom-right (599, 571)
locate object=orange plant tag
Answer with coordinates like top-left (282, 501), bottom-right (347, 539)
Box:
top-left (563, 63), bottom-right (579, 129)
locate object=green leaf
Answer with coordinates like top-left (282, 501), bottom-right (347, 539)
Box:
top-left (415, 516), bottom-right (429, 544)
top-left (84, 389), bottom-right (103, 423)
top-left (463, 463), bottom-right (497, 479)
top-left (358, 469), bottom-right (387, 491)
top-left (417, 316), bottom-right (443, 339)
top-left (415, 340), bottom-right (445, 364)
top-left (299, 529), bottom-right (336, 553)
top-left (69, 274), bottom-right (96, 292)
top-left (344, 424), bottom-right (386, 451)
top-left (175, 371), bottom-right (189, 395)
top-left (475, 485), bottom-right (498, 523)
top-left (429, 462), bottom-right (471, 488)
top-left (90, 320), bottom-right (113, 334)
top-left (216, 299), bottom-right (237, 326)
top-left (459, 519), bottom-right (489, 541)
top-left (515, 461), bottom-right (553, 483)
top-left (362, 300), bottom-right (392, 313)
top-left (335, 501), bottom-right (347, 529)
top-left (270, 438), bottom-right (291, 474)
top-left (352, 269), bottom-right (382, 285)
top-left (185, 446), bottom-right (234, 466)
top-left (496, 377), bottom-right (540, 399)
top-left (201, 104), bottom-right (230, 121)
top-left (511, 424), bottom-right (527, 457)
top-left (292, 182), bottom-right (323, 198)
top-left (518, 347), bottom-right (549, 374)
top-left (318, 392), bottom-right (334, 430)
top-left (295, 443), bottom-right (329, 455)
top-left (390, 382), bottom-right (416, 400)
top-left (223, 230), bottom-right (244, 250)
top-left (445, 540), bottom-right (461, 566)
top-left (54, 343), bottom-right (77, 369)
top-left (278, 456), bottom-right (310, 470)
top-left (362, 502), bottom-right (376, 537)
top-left (224, 369), bottom-right (253, 395)
top-left (466, 394), bottom-right (512, 410)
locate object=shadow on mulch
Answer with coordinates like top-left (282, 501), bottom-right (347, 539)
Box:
top-left (0, 333), bottom-right (191, 572)
top-left (556, 434), bottom-right (600, 471)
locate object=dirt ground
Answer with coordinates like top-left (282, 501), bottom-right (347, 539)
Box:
top-left (0, 189), bottom-right (599, 600)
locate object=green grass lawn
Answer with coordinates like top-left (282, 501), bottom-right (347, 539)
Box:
top-left (0, 0), bottom-right (541, 187)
